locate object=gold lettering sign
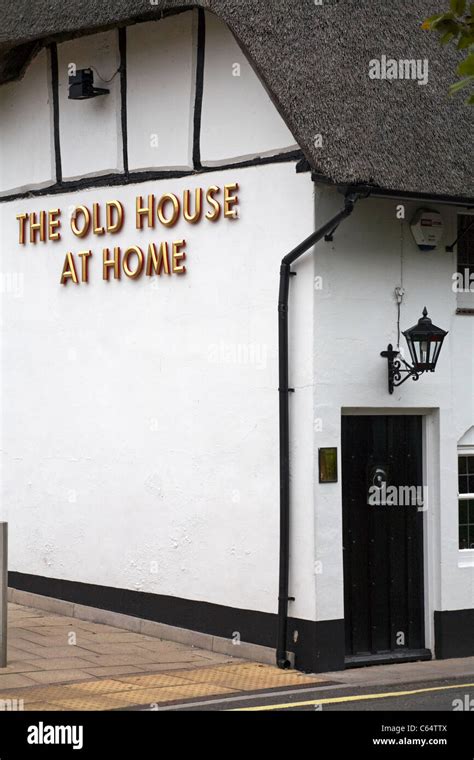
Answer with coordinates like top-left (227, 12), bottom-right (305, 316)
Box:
top-left (14, 183), bottom-right (240, 286)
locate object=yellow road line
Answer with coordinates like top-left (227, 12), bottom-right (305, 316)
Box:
top-left (231, 682), bottom-right (474, 711)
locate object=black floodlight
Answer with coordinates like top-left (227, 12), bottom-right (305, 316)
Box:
top-left (68, 69), bottom-right (110, 100)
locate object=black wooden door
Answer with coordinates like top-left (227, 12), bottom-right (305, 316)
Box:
top-left (342, 416), bottom-right (429, 665)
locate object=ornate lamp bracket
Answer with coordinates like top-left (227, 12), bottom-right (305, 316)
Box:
top-left (380, 344), bottom-right (421, 395)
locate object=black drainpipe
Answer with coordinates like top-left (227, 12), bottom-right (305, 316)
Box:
top-left (276, 191), bottom-right (360, 669)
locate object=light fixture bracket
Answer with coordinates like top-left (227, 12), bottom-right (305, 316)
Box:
top-left (380, 344), bottom-right (421, 394)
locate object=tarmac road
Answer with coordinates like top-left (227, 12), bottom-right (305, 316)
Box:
top-left (159, 676), bottom-right (474, 712)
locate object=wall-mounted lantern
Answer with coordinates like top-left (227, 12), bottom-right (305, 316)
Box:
top-left (381, 307), bottom-right (448, 394)
top-left (68, 69), bottom-right (110, 100)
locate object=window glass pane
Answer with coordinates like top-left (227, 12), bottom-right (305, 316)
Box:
top-left (469, 526), bottom-right (474, 550)
top-left (459, 456), bottom-right (468, 475)
top-left (467, 456), bottom-right (474, 475)
top-left (459, 499), bottom-right (474, 549)
top-left (469, 499), bottom-right (474, 522)
top-left (457, 215), bottom-right (474, 272)
top-left (459, 473), bottom-right (469, 494)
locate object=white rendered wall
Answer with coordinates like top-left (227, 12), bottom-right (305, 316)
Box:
top-left (310, 188), bottom-right (473, 628)
top-left (0, 13), bottom-right (298, 195)
top-left (126, 14), bottom-right (195, 171)
top-left (0, 163), bottom-right (315, 620)
top-left (57, 31), bottom-right (123, 180)
top-left (200, 12), bottom-right (298, 165)
top-left (0, 49), bottom-right (54, 196)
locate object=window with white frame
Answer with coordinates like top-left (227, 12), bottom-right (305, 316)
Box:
top-left (456, 213), bottom-right (474, 310)
top-left (459, 450), bottom-right (474, 550)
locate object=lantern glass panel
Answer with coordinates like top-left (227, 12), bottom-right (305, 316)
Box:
top-left (430, 338), bottom-right (443, 369)
top-left (420, 340), bottom-right (429, 365)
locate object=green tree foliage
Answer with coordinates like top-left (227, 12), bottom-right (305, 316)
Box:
top-left (422, 0), bottom-right (474, 103)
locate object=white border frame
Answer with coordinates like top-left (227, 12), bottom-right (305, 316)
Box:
top-left (457, 446), bottom-right (474, 567)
